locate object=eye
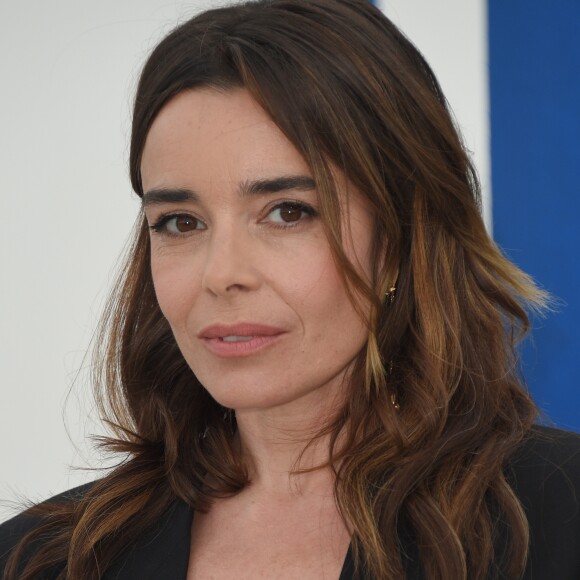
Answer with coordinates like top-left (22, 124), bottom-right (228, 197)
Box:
top-left (266, 202), bottom-right (317, 226)
top-left (149, 213), bottom-right (206, 236)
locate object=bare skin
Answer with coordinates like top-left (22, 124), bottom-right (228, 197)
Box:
top-left (187, 469), bottom-right (351, 579)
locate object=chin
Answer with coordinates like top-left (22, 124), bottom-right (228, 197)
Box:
top-left (205, 390), bottom-right (296, 412)
top-left (199, 379), bottom-right (316, 412)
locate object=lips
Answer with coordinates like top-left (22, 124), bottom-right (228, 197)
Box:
top-left (198, 323), bottom-right (286, 340)
top-left (198, 323), bottom-right (287, 358)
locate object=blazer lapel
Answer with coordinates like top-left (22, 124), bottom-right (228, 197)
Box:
top-left (103, 500), bottom-right (193, 580)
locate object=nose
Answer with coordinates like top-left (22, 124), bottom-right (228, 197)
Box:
top-left (201, 224), bottom-right (261, 297)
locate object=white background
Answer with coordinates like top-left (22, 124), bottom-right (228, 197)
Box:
top-left (0, 0), bottom-right (488, 522)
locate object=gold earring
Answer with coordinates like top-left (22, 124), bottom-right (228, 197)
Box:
top-left (387, 361), bottom-right (400, 410)
top-left (391, 393), bottom-right (400, 411)
top-left (386, 284), bottom-right (396, 304)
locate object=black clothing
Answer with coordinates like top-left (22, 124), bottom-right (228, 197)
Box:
top-left (2, 426), bottom-right (580, 579)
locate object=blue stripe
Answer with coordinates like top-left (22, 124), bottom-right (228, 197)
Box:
top-left (489, 0), bottom-right (580, 430)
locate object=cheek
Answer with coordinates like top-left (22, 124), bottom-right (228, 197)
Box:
top-left (150, 253), bottom-right (200, 329)
top-left (292, 254), bottom-right (367, 339)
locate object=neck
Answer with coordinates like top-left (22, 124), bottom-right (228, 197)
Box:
top-left (233, 387), bottom-right (346, 497)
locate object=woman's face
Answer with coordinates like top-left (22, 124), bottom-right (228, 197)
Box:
top-left (141, 88), bottom-right (374, 413)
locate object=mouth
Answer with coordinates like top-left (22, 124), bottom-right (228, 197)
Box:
top-left (198, 322), bottom-right (286, 339)
top-left (198, 323), bottom-right (287, 357)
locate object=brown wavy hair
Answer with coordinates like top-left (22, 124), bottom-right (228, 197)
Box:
top-left (5, 1), bottom-right (549, 578)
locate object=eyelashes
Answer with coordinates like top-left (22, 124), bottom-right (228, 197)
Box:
top-left (266, 201), bottom-right (318, 228)
top-left (150, 213), bottom-right (205, 236)
top-left (149, 201), bottom-right (319, 238)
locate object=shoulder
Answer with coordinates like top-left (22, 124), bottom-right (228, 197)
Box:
top-left (0, 481), bottom-right (95, 578)
top-left (1, 481), bottom-right (192, 580)
top-left (508, 425), bottom-right (580, 500)
top-left (507, 425), bottom-right (580, 578)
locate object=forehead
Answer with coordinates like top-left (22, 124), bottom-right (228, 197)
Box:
top-left (140, 88), bottom-right (311, 192)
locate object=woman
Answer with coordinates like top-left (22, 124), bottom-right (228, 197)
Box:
top-left (1, 0), bottom-right (579, 578)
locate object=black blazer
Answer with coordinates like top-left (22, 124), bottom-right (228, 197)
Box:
top-left (2, 426), bottom-right (580, 579)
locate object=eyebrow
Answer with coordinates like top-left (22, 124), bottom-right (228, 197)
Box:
top-left (240, 175), bottom-right (316, 196)
top-left (141, 175), bottom-right (316, 207)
